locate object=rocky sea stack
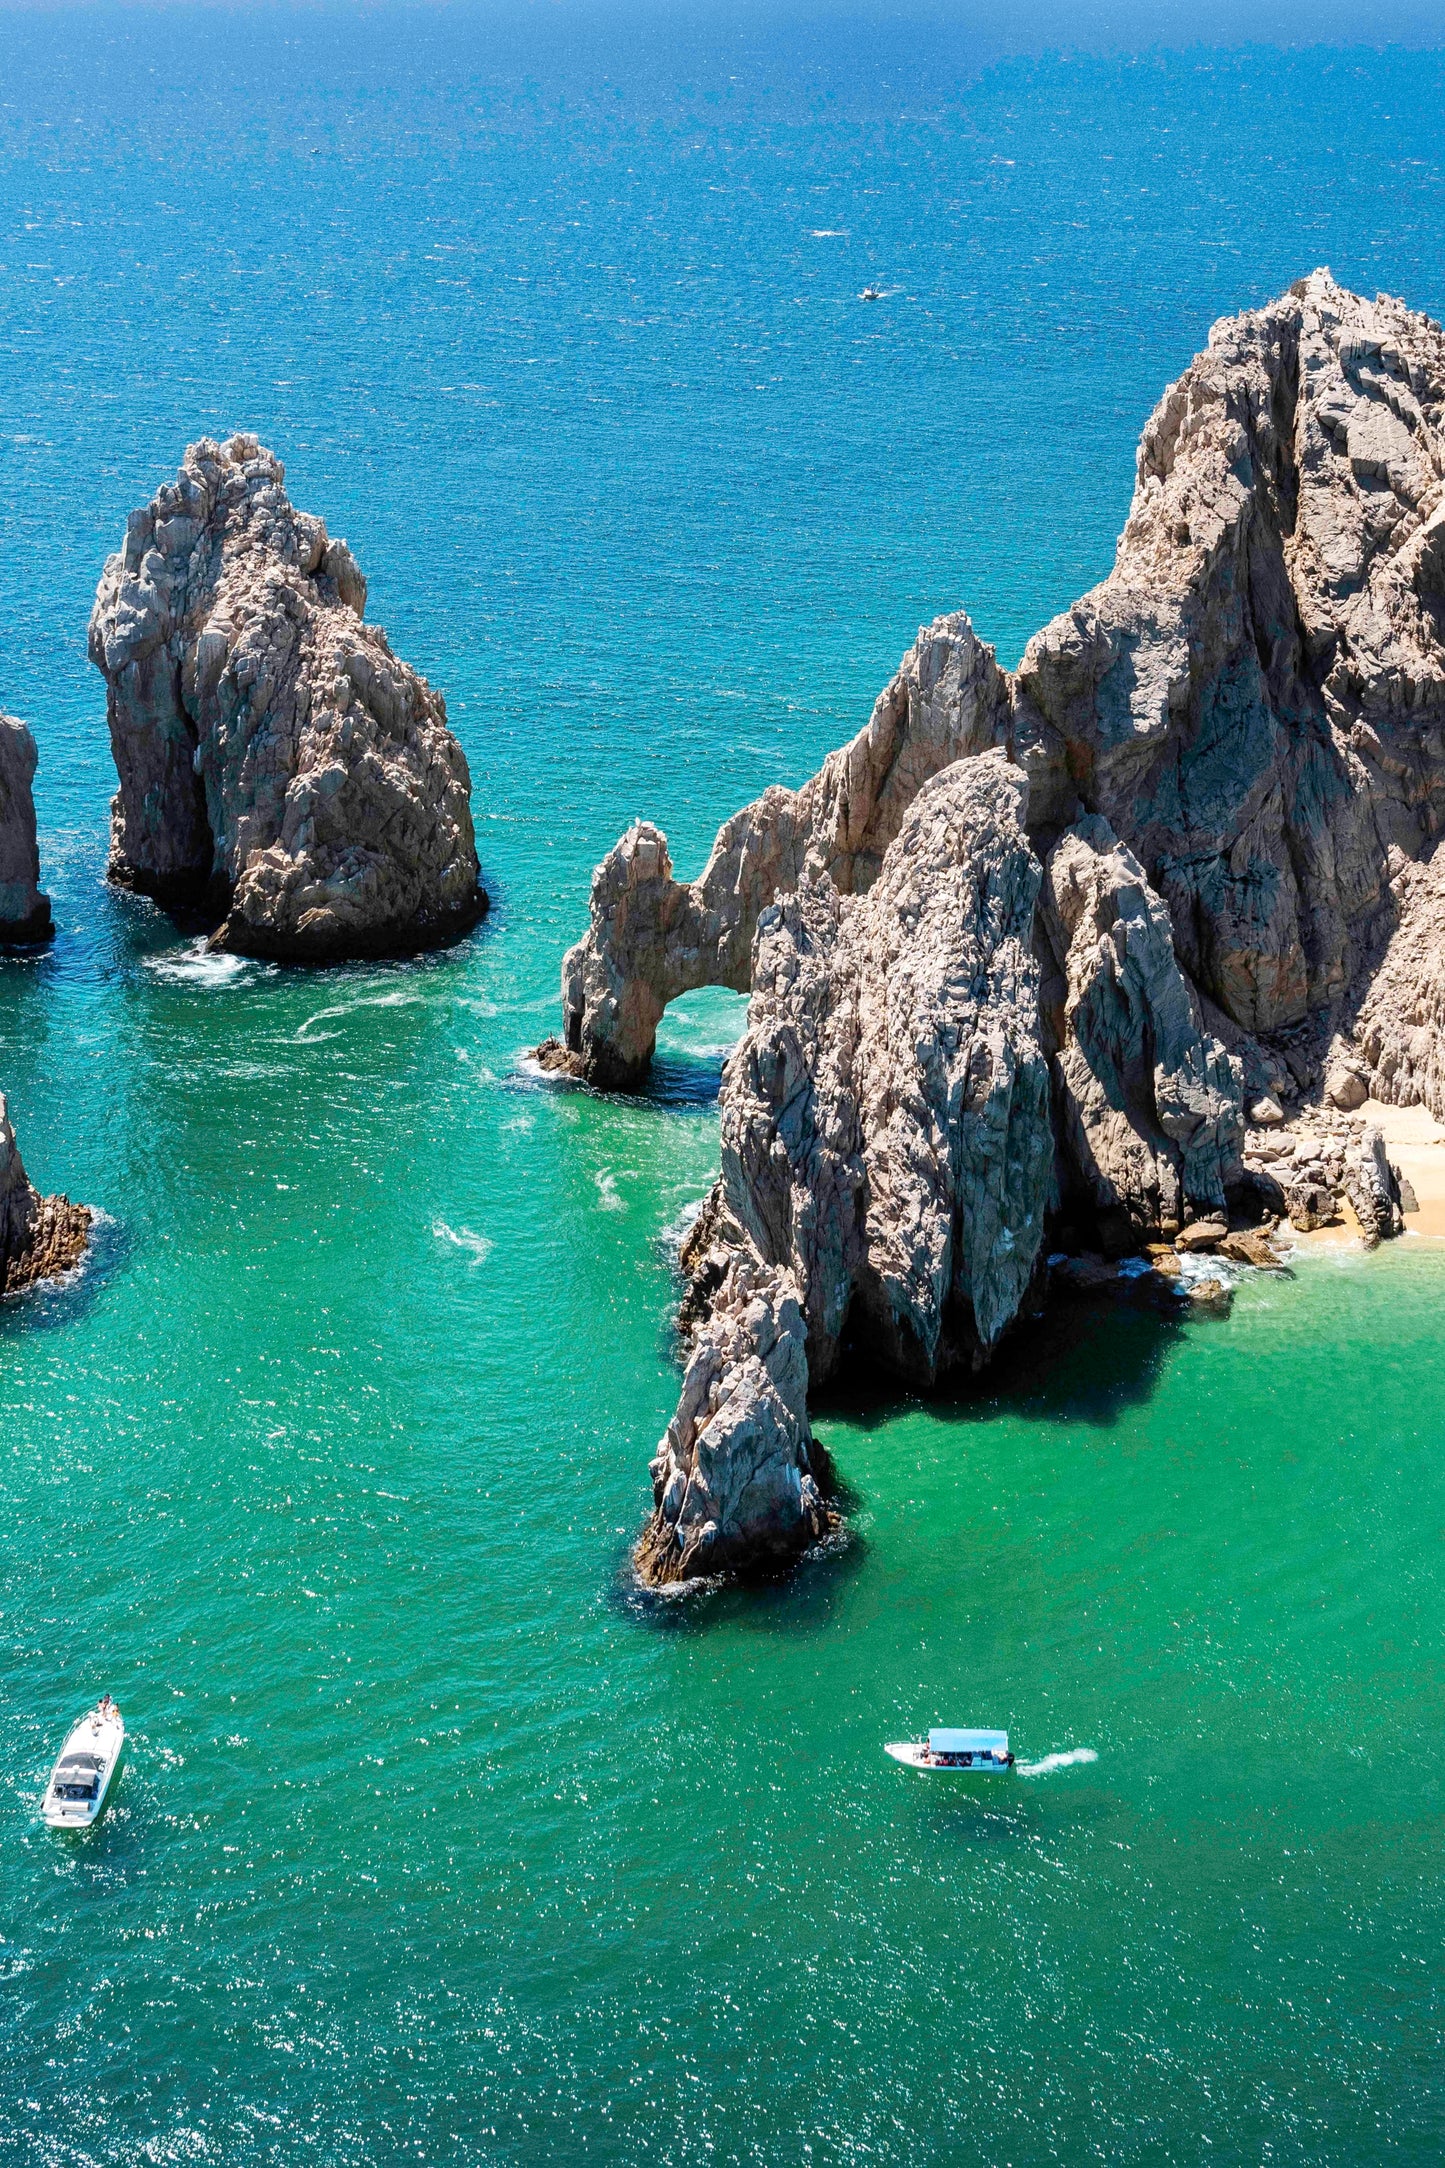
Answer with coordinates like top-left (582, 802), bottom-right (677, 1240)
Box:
top-left (90, 435), bottom-right (486, 962)
top-left (0, 1094), bottom-right (90, 1297)
top-left (544, 270), bottom-right (1445, 1586)
top-left (0, 713), bottom-right (52, 944)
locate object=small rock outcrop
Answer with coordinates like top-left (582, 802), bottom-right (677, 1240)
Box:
top-left (0, 1094), bottom-right (90, 1296)
top-left (90, 435), bottom-right (485, 961)
top-left (0, 715), bottom-right (52, 943)
top-left (538, 614), bottom-right (1009, 1086)
top-left (552, 271), bottom-right (1445, 1585)
top-left (1342, 1125), bottom-right (1405, 1245)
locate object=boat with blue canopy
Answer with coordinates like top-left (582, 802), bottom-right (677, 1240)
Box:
top-left (884, 1727), bottom-right (1013, 1772)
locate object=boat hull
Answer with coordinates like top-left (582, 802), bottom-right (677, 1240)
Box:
top-left (41, 1709), bottom-right (125, 1829)
top-left (884, 1742), bottom-right (1012, 1772)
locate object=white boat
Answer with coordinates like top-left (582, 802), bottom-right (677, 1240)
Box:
top-left (41, 1699), bottom-right (124, 1828)
top-left (885, 1726), bottom-right (1013, 1772)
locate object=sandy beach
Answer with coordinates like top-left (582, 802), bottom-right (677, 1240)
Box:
top-left (1361, 1099), bottom-right (1445, 1238)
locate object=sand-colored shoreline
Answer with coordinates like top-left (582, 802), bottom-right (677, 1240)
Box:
top-left (1359, 1098), bottom-right (1445, 1239)
top-left (1286, 1098), bottom-right (1445, 1246)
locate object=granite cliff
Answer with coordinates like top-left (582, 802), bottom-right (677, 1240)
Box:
top-left (90, 436), bottom-right (486, 961)
top-left (546, 271), bottom-right (1445, 1585)
top-left (0, 1094), bottom-right (90, 1297)
top-left (0, 714), bottom-right (52, 943)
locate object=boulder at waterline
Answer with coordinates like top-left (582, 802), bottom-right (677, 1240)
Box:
top-left (0, 1094), bottom-right (90, 1297)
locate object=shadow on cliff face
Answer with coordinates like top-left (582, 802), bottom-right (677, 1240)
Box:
top-left (814, 1290), bottom-right (1185, 1437)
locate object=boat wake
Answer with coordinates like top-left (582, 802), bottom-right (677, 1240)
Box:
top-left (1015, 1747), bottom-right (1098, 1778)
top-left (433, 1220), bottom-right (493, 1266)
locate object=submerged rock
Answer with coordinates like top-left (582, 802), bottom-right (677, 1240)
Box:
top-left (0, 1094), bottom-right (90, 1297)
top-left (0, 715), bottom-right (51, 943)
top-left (90, 435), bottom-right (485, 961)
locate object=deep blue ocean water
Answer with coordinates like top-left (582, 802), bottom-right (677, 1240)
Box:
top-left (4, 8), bottom-right (1445, 2161)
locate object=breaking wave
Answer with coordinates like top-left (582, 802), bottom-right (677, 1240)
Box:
top-left (144, 940), bottom-right (252, 987)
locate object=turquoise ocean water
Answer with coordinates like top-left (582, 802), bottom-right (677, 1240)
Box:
top-left (4, 8), bottom-right (1445, 2159)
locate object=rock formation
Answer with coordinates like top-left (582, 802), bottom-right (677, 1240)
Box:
top-left (549, 270), bottom-right (1445, 1584)
top-left (1040, 817), bottom-right (1244, 1251)
top-left (638, 754), bottom-right (1054, 1580)
top-left (89, 435), bottom-right (485, 961)
top-left (537, 614), bottom-right (1009, 1086)
top-left (0, 714), bottom-right (52, 943)
top-left (1351, 845), bottom-right (1445, 1118)
top-left (636, 1255), bottom-right (830, 1586)
top-left (1014, 271), bottom-right (1445, 1037)
top-left (0, 1095), bottom-right (90, 1297)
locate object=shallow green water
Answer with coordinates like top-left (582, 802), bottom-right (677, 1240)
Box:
top-left (6, 11), bottom-right (1445, 2160)
top-left (7, 1038), bottom-right (1445, 2161)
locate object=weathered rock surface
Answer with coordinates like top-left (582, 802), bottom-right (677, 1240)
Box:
top-left (0, 1094), bottom-right (90, 1297)
top-left (553, 271), bottom-right (1445, 1584)
top-left (0, 715), bottom-right (51, 943)
top-left (727, 752), bottom-right (1051, 1383)
top-left (1015, 270), bottom-right (1445, 1038)
top-left (1343, 1124), bottom-right (1405, 1246)
top-left (636, 1256), bottom-right (833, 1586)
top-left (1352, 845), bottom-right (1445, 1118)
top-left (637, 754), bottom-right (1053, 1582)
top-left (538, 614), bottom-right (1009, 1086)
top-left (90, 435), bottom-right (485, 961)
top-left (1219, 1228), bottom-right (1287, 1270)
top-left (1040, 816), bottom-right (1243, 1246)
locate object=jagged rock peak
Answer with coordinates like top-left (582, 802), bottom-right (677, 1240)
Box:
top-left (0, 714), bottom-right (52, 944)
top-left (0, 1093), bottom-right (90, 1297)
top-left (1015, 267), bottom-right (1445, 1038)
top-left (636, 1254), bottom-right (832, 1588)
top-left (89, 434), bottom-right (486, 961)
